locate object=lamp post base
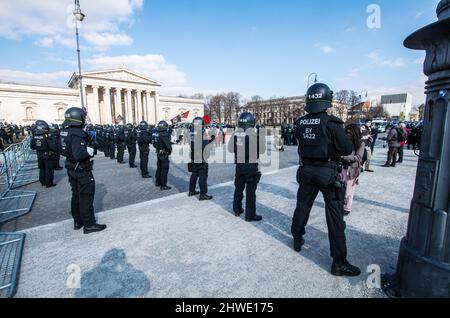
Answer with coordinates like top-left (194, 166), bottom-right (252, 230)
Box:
top-left (383, 239), bottom-right (450, 298)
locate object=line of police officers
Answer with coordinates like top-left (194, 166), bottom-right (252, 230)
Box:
top-left (29, 82), bottom-right (360, 276)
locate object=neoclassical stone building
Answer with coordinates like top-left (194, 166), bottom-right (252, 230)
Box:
top-left (0, 68), bottom-right (204, 126)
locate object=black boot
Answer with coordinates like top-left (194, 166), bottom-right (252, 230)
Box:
top-left (234, 208), bottom-right (244, 217)
top-left (160, 186), bottom-right (172, 191)
top-left (199, 194), bottom-right (213, 201)
top-left (331, 259), bottom-right (361, 277)
top-left (74, 221), bottom-right (83, 230)
top-left (293, 237), bottom-right (305, 252)
top-left (142, 175), bottom-right (152, 179)
top-left (245, 215), bottom-right (263, 222)
top-left (189, 191), bottom-right (200, 197)
top-left (83, 224), bottom-right (107, 234)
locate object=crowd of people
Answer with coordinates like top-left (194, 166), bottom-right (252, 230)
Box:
top-left (0, 122), bottom-right (26, 151)
top-left (23, 81), bottom-right (425, 278)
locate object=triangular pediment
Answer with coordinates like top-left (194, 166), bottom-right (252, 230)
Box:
top-left (68, 68), bottom-right (161, 87)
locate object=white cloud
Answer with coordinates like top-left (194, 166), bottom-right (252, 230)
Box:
top-left (0, 69), bottom-right (71, 86)
top-left (0, 0), bottom-right (143, 50)
top-left (85, 54), bottom-right (188, 88)
top-left (83, 33), bottom-right (133, 51)
top-left (321, 46), bottom-right (334, 54)
top-left (367, 51), bottom-right (422, 69)
top-left (416, 11), bottom-right (424, 18)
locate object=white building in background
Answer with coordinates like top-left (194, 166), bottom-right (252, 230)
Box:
top-left (380, 93), bottom-right (413, 120)
top-left (0, 68), bottom-right (204, 126)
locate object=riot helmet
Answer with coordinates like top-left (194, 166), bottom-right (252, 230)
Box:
top-left (238, 112), bottom-right (256, 131)
top-left (63, 107), bottom-right (87, 128)
top-left (35, 120), bottom-right (49, 133)
top-left (157, 121), bottom-right (169, 132)
top-left (139, 121), bottom-right (149, 131)
top-left (305, 83), bottom-right (334, 114)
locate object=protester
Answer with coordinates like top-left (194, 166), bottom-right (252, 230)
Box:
top-left (341, 124), bottom-right (365, 216)
top-left (397, 123), bottom-right (408, 164)
top-left (382, 124), bottom-right (400, 167)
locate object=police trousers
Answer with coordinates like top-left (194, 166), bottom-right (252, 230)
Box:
top-left (109, 142), bottom-right (116, 159)
top-left (67, 169), bottom-right (96, 227)
top-left (117, 143), bottom-right (125, 163)
top-left (38, 155), bottom-right (55, 186)
top-left (291, 163), bottom-right (347, 262)
top-left (127, 143), bottom-right (137, 167)
top-left (156, 155), bottom-right (170, 186)
top-left (104, 142), bottom-right (110, 157)
top-left (139, 144), bottom-right (150, 176)
top-left (189, 163), bottom-right (208, 195)
top-left (233, 163), bottom-right (261, 219)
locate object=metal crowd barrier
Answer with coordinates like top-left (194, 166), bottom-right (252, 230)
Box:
top-left (0, 232), bottom-right (25, 298)
top-left (0, 137), bottom-right (38, 298)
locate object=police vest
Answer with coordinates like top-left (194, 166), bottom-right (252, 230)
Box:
top-left (33, 134), bottom-right (48, 152)
top-left (296, 113), bottom-right (331, 160)
top-left (59, 130), bottom-right (72, 158)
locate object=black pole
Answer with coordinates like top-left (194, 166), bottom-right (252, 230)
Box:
top-left (383, 0), bottom-right (450, 298)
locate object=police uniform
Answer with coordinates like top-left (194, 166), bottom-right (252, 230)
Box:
top-left (137, 122), bottom-right (152, 178)
top-left (124, 124), bottom-right (138, 168)
top-left (228, 113), bottom-right (266, 221)
top-left (31, 121), bottom-right (57, 187)
top-left (154, 121), bottom-right (172, 189)
top-left (291, 83), bottom-right (360, 277)
top-left (103, 127), bottom-right (111, 157)
top-left (109, 127), bottom-right (116, 159)
top-left (189, 117), bottom-right (214, 200)
top-left (48, 124), bottom-right (63, 170)
top-left (115, 126), bottom-right (126, 164)
top-left (60, 107), bottom-right (106, 234)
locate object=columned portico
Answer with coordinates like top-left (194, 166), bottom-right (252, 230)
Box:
top-left (67, 68), bottom-right (204, 126)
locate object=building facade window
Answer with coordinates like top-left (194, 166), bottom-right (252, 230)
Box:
top-left (26, 107), bottom-right (34, 120)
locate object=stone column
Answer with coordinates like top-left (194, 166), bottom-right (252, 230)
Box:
top-left (126, 90), bottom-right (133, 124)
top-left (144, 91), bottom-right (150, 122)
top-left (104, 87), bottom-right (113, 124)
top-left (384, 0), bottom-right (450, 298)
top-left (136, 90), bottom-right (143, 123)
top-left (91, 86), bottom-right (101, 124)
top-left (154, 92), bottom-right (160, 124)
top-left (114, 88), bottom-right (121, 122)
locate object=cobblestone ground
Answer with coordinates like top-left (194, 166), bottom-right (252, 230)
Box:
top-left (15, 147), bottom-right (417, 298)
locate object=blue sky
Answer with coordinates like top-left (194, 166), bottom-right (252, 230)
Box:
top-left (0, 0), bottom-right (441, 105)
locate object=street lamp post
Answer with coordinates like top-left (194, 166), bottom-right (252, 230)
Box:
top-left (383, 0), bottom-right (450, 298)
top-left (73, 0), bottom-right (85, 109)
top-left (307, 73), bottom-right (318, 90)
top-left (359, 90), bottom-right (368, 124)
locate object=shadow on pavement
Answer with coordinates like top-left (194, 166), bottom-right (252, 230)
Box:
top-left (211, 184), bottom-right (400, 283)
top-left (74, 248), bottom-right (151, 298)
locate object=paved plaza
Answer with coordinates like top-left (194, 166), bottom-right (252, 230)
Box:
top-left (11, 146), bottom-right (418, 298)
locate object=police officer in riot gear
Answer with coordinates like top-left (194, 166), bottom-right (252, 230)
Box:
top-left (60, 107), bottom-right (106, 234)
top-left (124, 123), bottom-right (138, 168)
top-left (31, 120), bottom-right (57, 187)
top-left (49, 123), bottom-right (63, 170)
top-left (137, 121), bottom-right (152, 178)
top-left (189, 117), bottom-right (215, 200)
top-left (115, 125), bottom-right (126, 164)
top-left (291, 83), bottom-right (360, 277)
top-left (228, 112), bottom-right (266, 222)
top-left (109, 126), bottom-right (116, 160)
top-left (154, 121), bottom-right (172, 190)
top-left (103, 125), bottom-right (111, 157)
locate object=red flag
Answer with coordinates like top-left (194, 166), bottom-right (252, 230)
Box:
top-left (181, 111), bottom-right (190, 119)
top-left (202, 115), bottom-right (211, 125)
